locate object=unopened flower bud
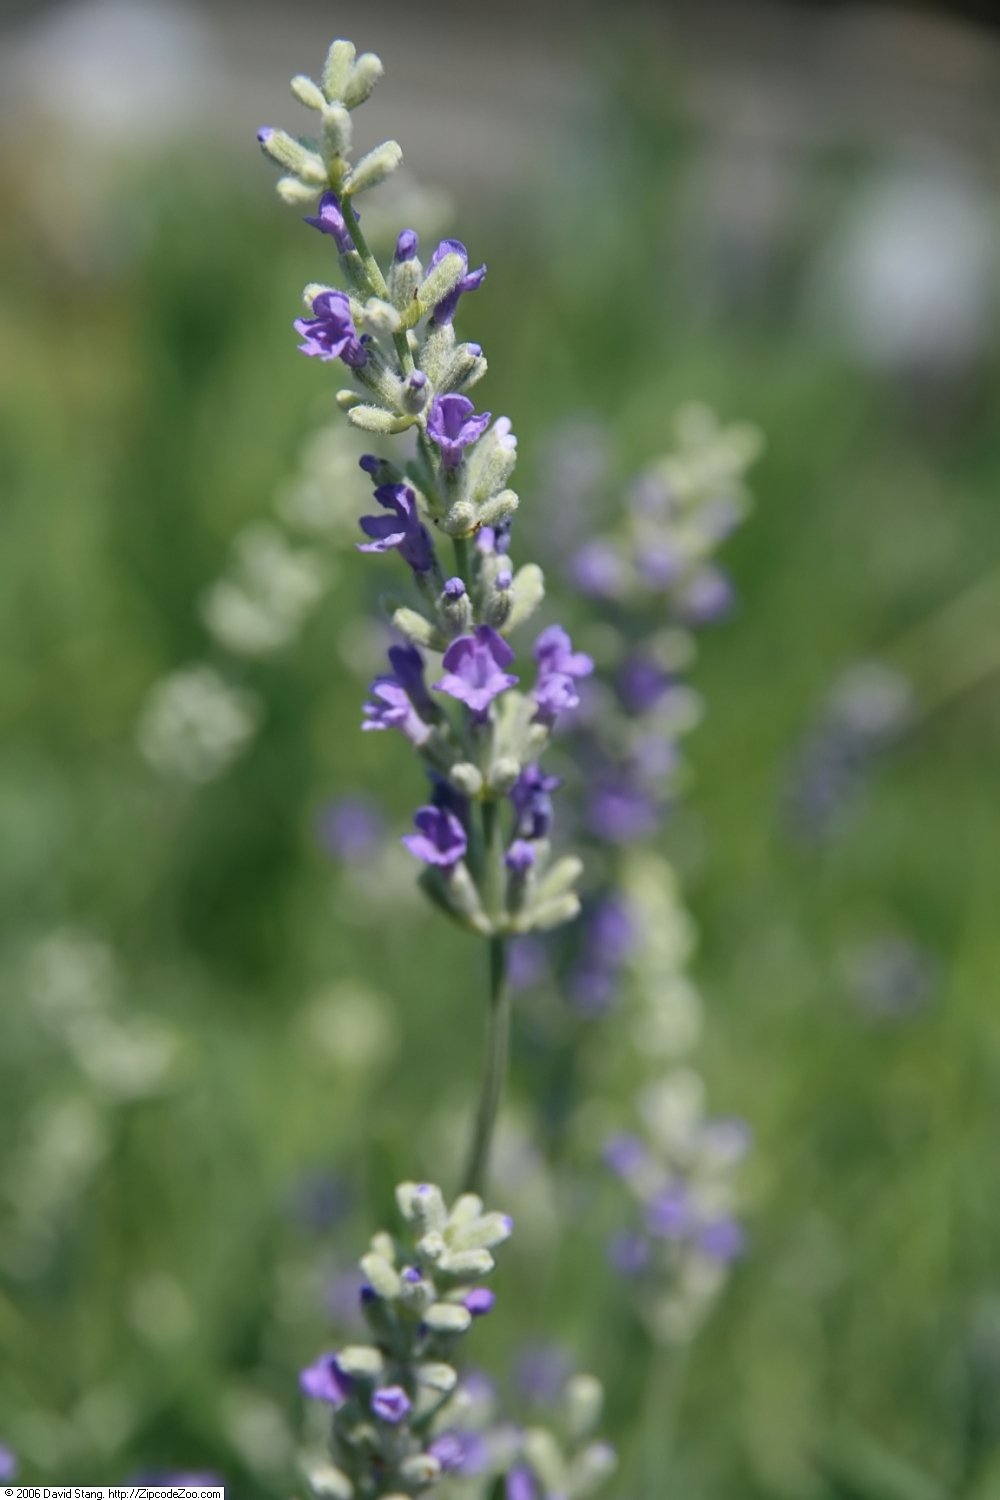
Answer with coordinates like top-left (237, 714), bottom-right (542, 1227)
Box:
top-left (322, 39), bottom-right (356, 101)
top-left (345, 141), bottom-right (403, 196)
top-left (423, 1303), bottom-right (472, 1334)
top-left (257, 127), bottom-right (327, 184)
top-left (322, 103), bottom-right (352, 157)
top-left (402, 369), bottom-right (430, 413)
top-left (290, 74), bottom-right (326, 111)
top-left (342, 51), bottom-right (384, 109)
top-left (440, 576), bottom-right (473, 634)
top-left (449, 761), bottom-right (483, 797)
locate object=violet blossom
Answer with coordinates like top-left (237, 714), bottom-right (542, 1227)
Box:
top-left (426, 394), bottom-right (492, 469)
top-left (434, 626), bottom-right (518, 718)
top-left (293, 289), bottom-right (367, 368)
top-left (402, 805), bottom-right (468, 869)
top-left (426, 237), bottom-right (487, 324)
top-left (358, 482), bottom-right (434, 572)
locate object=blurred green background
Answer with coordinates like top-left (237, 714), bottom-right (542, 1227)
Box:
top-left (3, 1), bottom-right (1000, 1496)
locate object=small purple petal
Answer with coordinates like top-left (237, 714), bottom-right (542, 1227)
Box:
top-left (372, 1385), bottom-right (411, 1424)
top-left (300, 1353), bottom-right (351, 1407)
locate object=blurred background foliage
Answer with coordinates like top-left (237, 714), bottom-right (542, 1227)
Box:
top-left (2, 1), bottom-right (1000, 1496)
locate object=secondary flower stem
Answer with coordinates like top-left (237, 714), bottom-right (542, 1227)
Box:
top-left (340, 196), bottom-right (388, 299)
top-left (461, 933), bottom-right (509, 1197)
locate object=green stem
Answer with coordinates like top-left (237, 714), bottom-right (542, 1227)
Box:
top-left (639, 1342), bottom-right (688, 1493)
top-left (340, 196), bottom-right (388, 299)
top-left (452, 534), bottom-right (471, 586)
top-left (461, 934), bottom-right (509, 1197)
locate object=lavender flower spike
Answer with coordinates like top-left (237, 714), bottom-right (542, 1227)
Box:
top-left (427, 394), bottom-right (492, 469)
top-left (293, 290), bottom-right (367, 368)
top-left (402, 805), bottom-right (468, 868)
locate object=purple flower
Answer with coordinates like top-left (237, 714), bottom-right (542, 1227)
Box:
top-left (358, 483), bottom-right (434, 573)
top-left (294, 290), bottom-right (367, 368)
top-left (531, 626), bottom-right (592, 728)
top-left (362, 671), bottom-right (432, 747)
top-left (372, 1385), bottom-right (411, 1424)
top-left (570, 539), bottom-right (626, 599)
top-left (434, 626), bottom-right (517, 718)
top-left (426, 394), bottom-right (491, 469)
top-left (395, 228), bottom-right (419, 261)
top-left (617, 655), bottom-right (673, 715)
top-left (464, 1287), bottom-right (496, 1316)
top-left (430, 1430), bottom-right (489, 1477)
top-left (303, 191), bottom-right (353, 253)
top-left (477, 520), bottom-right (512, 556)
top-left (636, 541), bottom-right (682, 590)
top-left (532, 670), bottom-right (580, 728)
top-left (608, 1230), bottom-right (650, 1276)
top-left (697, 1217), bottom-right (746, 1262)
top-left (677, 565), bottom-right (734, 624)
top-left (534, 625), bottom-right (594, 681)
top-left (402, 805), bottom-right (468, 869)
top-left (0, 1446), bottom-right (16, 1482)
top-left (427, 238), bottom-right (487, 324)
top-left (510, 764), bottom-right (561, 838)
top-left (603, 1133), bottom-right (646, 1178)
top-left (507, 1468), bottom-right (539, 1500)
top-left (505, 839), bottom-right (536, 873)
top-left (514, 1343), bottom-right (571, 1404)
top-left (300, 1352), bottom-right (351, 1406)
top-left (319, 797), bottom-right (385, 861)
top-left (647, 1184), bottom-right (691, 1240)
top-left (586, 776), bottom-right (659, 843)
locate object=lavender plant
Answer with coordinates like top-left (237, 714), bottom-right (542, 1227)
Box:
top-left (258, 39), bottom-right (586, 1200)
top-left (257, 38), bottom-right (611, 1500)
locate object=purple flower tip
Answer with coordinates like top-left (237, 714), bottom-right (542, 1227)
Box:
top-left (603, 1132), bottom-right (646, 1177)
top-left (256, 126), bottom-right (274, 143)
top-left (0, 1445), bottom-right (17, 1483)
top-left (402, 1265), bottom-right (422, 1283)
top-left (402, 804), bottom-right (468, 869)
top-left (395, 228), bottom-right (419, 261)
top-left (496, 568), bottom-right (513, 590)
top-left (359, 454), bottom-right (380, 474)
top-left (372, 1384), bottom-right (411, 1424)
top-left (466, 342), bottom-right (483, 357)
top-left (408, 370), bottom-right (427, 389)
top-left (505, 839), bottom-right (536, 873)
top-left (300, 1353), bottom-right (351, 1407)
top-left (444, 576), bottom-right (466, 600)
top-left (464, 1287), bottom-right (496, 1317)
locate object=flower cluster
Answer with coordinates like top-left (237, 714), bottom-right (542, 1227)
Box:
top-left (605, 1071), bottom-right (750, 1343)
top-left (259, 38), bottom-right (583, 939)
top-left (553, 404), bottom-right (762, 846)
top-left (298, 1181), bottom-right (513, 1497)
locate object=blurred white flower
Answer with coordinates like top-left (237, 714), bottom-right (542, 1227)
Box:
top-left (25, 928), bottom-right (119, 1027)
top-left (297, 981), bottom-right (395, 1072)
top-left (137, 664), bottom-right (261, 782)
top-left (200, 524), bottom-right (326, 657)
top-left (127, 1270), bottom-right (196, 1348)
top-left (67, 1014), bottom-right (180, 1099)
